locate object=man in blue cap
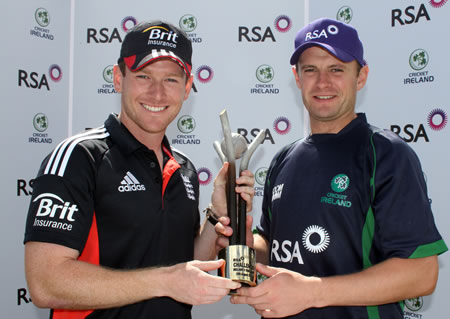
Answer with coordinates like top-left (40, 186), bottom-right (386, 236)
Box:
top-left (219, 17), bottom-right (448, 318)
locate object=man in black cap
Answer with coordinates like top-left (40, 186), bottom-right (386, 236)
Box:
top-left (218, 17), bottom-right (447, 318)
top-left (24, 20), bottom-right (254, 319)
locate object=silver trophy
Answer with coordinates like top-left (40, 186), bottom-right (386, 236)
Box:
top-left (214, 109), bottom-right (266, 289)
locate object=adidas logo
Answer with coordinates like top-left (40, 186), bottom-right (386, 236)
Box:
top-left (118, 171), bottom-right (146, 192)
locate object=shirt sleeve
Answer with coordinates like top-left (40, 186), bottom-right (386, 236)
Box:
top-left (371, 131), bottom-right (448, 260)
top-left (24, 143), bottom-right (97, 254)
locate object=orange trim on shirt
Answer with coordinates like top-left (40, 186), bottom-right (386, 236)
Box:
top-left (52, 214), bottom-right (99, 319)
top-left (162, 146), bottom-right (180, 198)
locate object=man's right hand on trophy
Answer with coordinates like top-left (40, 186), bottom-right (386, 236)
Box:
top-left (211, 162), bottom-right (255, 221)
top-left (212, 162), bottom-right (255, 255)
top-left (215, 213), bottom-right (254, 254)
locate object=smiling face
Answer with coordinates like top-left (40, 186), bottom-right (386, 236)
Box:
top-left (293, 46), bottom-right (368, 134)
top-left (114, 58), bottom-right (193, 146)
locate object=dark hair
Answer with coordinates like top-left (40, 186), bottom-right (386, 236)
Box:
top-left (118, 61), bottom-right (127, 76)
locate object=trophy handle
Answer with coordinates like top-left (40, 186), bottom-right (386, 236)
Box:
top-left (238, 129), bottom-right (266, 245)
top-left (213, 140), bottom-right (227, 164)
top-left (219, 110), bottom-right (238, 245)
top-left (239, 129), bottom-right (266, 172)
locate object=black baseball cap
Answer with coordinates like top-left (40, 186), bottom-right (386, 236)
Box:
top-left (118, 20), bottom-right (193, 77)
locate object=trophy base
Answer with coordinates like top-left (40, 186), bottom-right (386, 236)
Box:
top-left (218, 245), bottom-right (256, 293)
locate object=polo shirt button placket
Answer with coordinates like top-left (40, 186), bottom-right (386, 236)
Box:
top-left (149, 161), bottom-right (161, 184)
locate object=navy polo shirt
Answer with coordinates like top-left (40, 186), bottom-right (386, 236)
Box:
top-left (258, 113), bottom-right (447, 319)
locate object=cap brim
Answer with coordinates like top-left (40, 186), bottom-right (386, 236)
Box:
top-left (290, 42), bottom-right (358, 66)
top-left (124, 49), bottom-right (192, 77)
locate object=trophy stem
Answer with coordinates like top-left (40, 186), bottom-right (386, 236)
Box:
top-left (238, 194), bottom-right (246, 245)
top-left (227, 162), bottom-right (238, 245)
top-left (220, 110), bottom-right (238, 246)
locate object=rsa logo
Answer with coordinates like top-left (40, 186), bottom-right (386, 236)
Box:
top-left (87, 27), bottom-right (123, 43)
top-left (17, 179), bottom-right (34, 196)
top-left (391, 4), bottom-right (431, 27)
top-left (18, 288), bottom-right (32, 305)
top-left (390, 109), bottom-right (447, 143)
top-left (238, 26), bottom-right (276, 42)
top-left (238, 15), bottom-right (291, 42)
top-left (390, 124), bottom-right (429, 143)
top-left (237, 128), bottom-right (275, 144)
top-left (18, 64), bottom-right (62, 90)
top-left (87, 16), bottom-right (137, 43)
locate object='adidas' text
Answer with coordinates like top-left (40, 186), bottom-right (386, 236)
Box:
top-left (118, 171), bottom-right (146, 192)
top-left (118, 184), bottom-right (146, 192)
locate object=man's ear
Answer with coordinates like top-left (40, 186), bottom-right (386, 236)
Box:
top-left (113, 64), bottom-right (123, 93)
top-left (183, 74), bottom-right (194, 101)
top-left (357, 65), bottom-right (369, 91)
top-left (292, 66), bottom-right (302, 90)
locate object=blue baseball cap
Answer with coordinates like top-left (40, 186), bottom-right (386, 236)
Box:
top-left (290, 18), bottom-right (366, 67)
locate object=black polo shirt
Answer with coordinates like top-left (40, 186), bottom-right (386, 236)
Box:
top-left (24, 113), bottom-right (200, 319)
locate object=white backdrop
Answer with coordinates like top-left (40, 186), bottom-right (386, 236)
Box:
top-left (2, 0), bottom-right (448, 318)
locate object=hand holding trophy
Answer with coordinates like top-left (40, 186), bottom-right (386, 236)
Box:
top-left (213, 109), bottom-right (266, 291)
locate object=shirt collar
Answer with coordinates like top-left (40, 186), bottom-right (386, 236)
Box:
top-left (104, 113), bottom-right (185, 165)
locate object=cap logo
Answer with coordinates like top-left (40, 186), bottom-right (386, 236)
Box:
top-left (305, 24), bottom-right (339, 41)
top-left (144, 26), bottom-right (179, 48)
